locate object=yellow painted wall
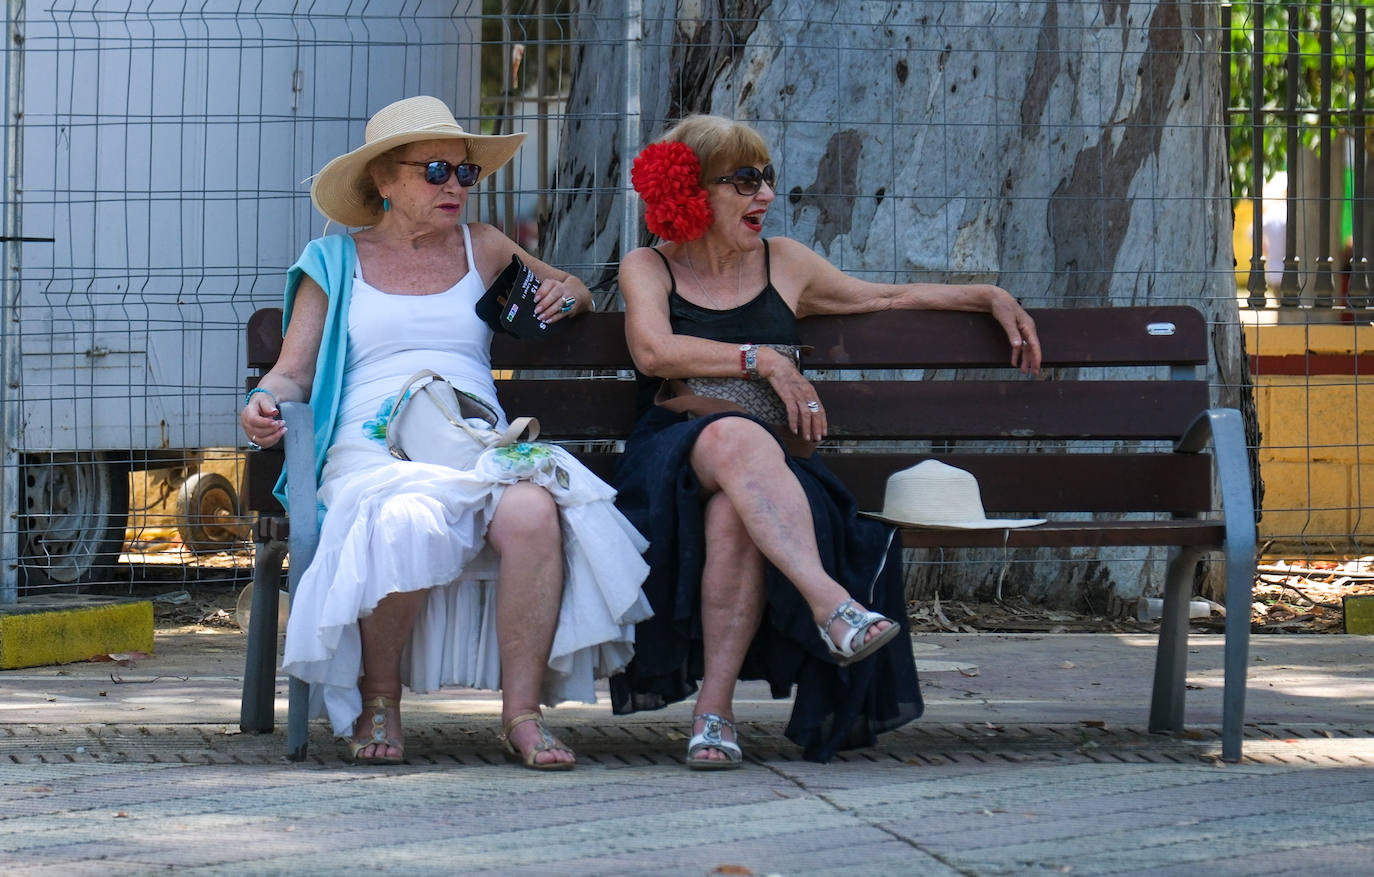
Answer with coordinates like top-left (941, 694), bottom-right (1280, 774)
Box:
top-left (1245, 322), bottom-right (1374, 551)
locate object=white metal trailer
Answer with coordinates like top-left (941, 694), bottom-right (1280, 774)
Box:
top-left (2, 2), bottom-right (483, 598)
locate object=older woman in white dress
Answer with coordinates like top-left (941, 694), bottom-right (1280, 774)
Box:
top-left (240, 96), bottom-right (650, 768)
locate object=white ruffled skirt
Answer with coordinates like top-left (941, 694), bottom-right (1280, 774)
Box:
top-left (280, 442), bottom-right (652, 737)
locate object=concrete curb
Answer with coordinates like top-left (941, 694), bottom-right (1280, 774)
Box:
top-left (0, 596), bottom-right (153, 669)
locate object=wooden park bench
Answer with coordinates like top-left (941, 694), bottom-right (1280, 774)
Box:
top-left (238, 303), bottom-right (1256, 762)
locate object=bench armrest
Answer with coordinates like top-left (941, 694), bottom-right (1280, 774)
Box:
top-left (275, 400), bottom-right (317, 761)
top-left (1174, 408), bottom-right (1257, 544)
top-left (279, 401), bottom-right (321, 586)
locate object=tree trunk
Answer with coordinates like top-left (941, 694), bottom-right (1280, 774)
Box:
top-left (550, 0), bottom-right (1253, 608)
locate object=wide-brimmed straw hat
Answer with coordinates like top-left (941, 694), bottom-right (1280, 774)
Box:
top-left (861, 460), bottom-right (1046, 529)
top-left (310, 95), bottom-right (527, 228)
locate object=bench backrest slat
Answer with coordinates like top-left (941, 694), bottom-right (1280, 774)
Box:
top-left (819, 380), bottom-right (1209, 440)
top-left (498, 379), bottom-right (1210, 442)
top-left (250, 306), bottom-right (1209, 371)
top-left (822, 453), bottom-right (1214, 513)
top-left (506, 450), bottom-right (1214, 514)
top-left (796, 305), bottom-right (1207, 368)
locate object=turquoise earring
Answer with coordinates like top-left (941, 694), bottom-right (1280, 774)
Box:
top-left (382, 197), bottom-right (391, 212)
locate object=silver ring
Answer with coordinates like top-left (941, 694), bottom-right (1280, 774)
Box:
top-left (560, 296), bottom-right (576, 313)
top-left (248, 441), bottom-right (262, 451)
top-left (805, 400), bottom-right (820, 412)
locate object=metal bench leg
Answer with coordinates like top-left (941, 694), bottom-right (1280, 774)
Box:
top-left (287, 677), bottom-right (310, 761)
top-left (1149, 545), bottom-right (1201, 735)
top-left (240, 538), bottom-right (287, 733)
top-left (1220, 540), bottom-right (1252, 763)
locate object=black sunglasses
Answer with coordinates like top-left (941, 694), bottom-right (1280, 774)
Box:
top-left (712, 164), bottom-right (776, 196)
top-left (396, 159), bottom-right (482, 187)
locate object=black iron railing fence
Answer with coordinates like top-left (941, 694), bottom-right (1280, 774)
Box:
top-left (1228, 2), bottom-right (1372, 312)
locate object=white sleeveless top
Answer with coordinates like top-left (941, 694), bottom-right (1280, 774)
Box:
top-left (323, 224), bottom-right (502, 477)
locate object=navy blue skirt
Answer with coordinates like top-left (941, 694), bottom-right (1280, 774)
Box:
top-left (609, 406), bottom-right (923, 762)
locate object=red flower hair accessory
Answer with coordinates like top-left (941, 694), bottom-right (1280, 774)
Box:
top-left (631, 141), bottom-right (713, 243)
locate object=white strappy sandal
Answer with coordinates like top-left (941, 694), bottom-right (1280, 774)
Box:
top-left (818, 599), bottom-right (902, 666)
top-left (686, 713), bottom-right (742, 771)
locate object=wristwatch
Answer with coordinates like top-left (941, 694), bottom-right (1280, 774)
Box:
top-left (739, 343), bottom-right (760, 380)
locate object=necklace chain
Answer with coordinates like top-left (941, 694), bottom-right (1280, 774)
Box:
top-left (683, 248), bottom-right (743, 310)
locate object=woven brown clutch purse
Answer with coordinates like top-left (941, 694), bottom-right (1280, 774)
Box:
top-left (683, 344), bottom-right (801, 423)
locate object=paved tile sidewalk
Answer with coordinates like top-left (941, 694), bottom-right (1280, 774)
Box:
top-left (1, 631), bottom-right (1371, 875)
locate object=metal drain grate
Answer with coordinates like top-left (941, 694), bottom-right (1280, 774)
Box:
top-left (3, 721), bottom-right (1370, 766)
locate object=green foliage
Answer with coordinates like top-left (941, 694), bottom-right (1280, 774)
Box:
top-left (1227, 2), bottom-right (1372, 200)
top-left (479, 0), bottom-right (573, 133)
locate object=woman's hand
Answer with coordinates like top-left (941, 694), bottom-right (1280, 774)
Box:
top-left (468, 222), bottom-right (591, 326)
top-left (760, 347), bottom-right (828, 442)
top-left (533, 275), bottom-right (591, 325)
top-left (241, 388), bottom-right (286, 450)
top-left (987, 289), bottom-right (1042, 374)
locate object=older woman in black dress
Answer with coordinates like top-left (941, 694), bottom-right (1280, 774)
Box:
top-left (611, 115), bottom-right (1041, 766)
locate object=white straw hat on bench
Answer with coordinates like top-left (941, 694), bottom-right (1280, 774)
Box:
top-left (861, 460), bottom-right (1046, 529)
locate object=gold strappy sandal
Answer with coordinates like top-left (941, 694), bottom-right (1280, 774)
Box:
top-left (345, 696), bottom-right (405, 765)
top-left (498, 712), bottom-right (576, 771)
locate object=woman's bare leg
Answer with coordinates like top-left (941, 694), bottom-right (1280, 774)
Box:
top-left (353, 588), bottom-right (428, 760)
top-left (689, 492), bottom-right (766, 763)
top-left (487, 481), bottom-right (574, 766)
top-left (689, 417), bottom-right (892, 649)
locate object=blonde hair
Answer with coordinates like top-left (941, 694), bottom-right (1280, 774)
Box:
top-left (658, 115), bottom-right (771, 183)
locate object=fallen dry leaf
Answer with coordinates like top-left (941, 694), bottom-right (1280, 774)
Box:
top-left (958, 666), bottom-right (980, 677)
top-left (89, 652), bottom-right (150, 667)
top-left (1057, 660), bottom-right (1075, 670)
top-left (1080, 720), bottom-right (1106, 729)
top-left (710, 866), bottom-right (754, 876)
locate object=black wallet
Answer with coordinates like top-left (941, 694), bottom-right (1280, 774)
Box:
top-left (475, 255), bottom-right (564, 339)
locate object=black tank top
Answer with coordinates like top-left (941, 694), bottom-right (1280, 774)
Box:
top-left (652, 240), bottom-right (801, 345)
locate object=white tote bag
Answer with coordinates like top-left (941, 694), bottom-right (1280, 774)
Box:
top-left (385, 369), bottom-right (538, 470)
